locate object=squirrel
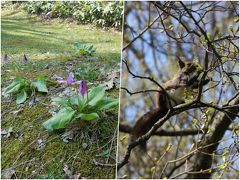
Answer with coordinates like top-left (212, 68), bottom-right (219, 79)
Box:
top-left (130, 59), bottom-right (209, 151)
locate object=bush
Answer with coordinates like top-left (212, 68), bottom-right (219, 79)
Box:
top-left (22, 1), bottom-right (123, 29)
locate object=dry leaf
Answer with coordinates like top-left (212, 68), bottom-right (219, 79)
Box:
top-left (63, 163), bottom-right (72, 177)
top-left (103, 78), bottom-right (115, 90)
top-left (107, 70), bottom-right (120, 79)
top-left (2, 168), bottom-right (16, 179)
top-left (1, 129), bottom-right (8, 135)
top-left (61, 130), bottom-right (74, 143)
top-left (103, 70), bottom-right (120, 90)
top-left (36, 139), bottom-right (45, 150)
top-left (82, 142), bottom-right (88, 150)
top-left (63, 164), bottom-right (81, 179)
top-left (1, 128), bottom-right (13, 138)
top-left (71, 173), bottom-right (81, 179)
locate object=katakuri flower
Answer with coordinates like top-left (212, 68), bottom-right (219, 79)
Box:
top-left (66, 72), bottom-right (74, 85)
top-left (2, 54), bottom-right (8, 62)
top-left (23, 54), bottom-right (28, 63)
top-left (78, 80), bottom-right (87, 97)
top-left (57, 72), bottom-right (78, 86)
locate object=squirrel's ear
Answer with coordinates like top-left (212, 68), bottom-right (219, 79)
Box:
top-left (178, 58), bottom-right (185, 69)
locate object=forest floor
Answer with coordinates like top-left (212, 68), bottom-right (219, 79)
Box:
top-left (1, 6), bottom-right (121, 179)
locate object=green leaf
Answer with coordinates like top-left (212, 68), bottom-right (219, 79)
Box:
top-left (52, 97), bottom-right (69, 107)
top-left (8, 127), bottom-right (13, 133)
top-left (75, 112), bottom-right (99, 121)
top-left (207, 32), bottom-right (212, 41)
top-left (192, 118), bottom-right (198, 126)
top-left (87, 86), bottom-right (105, 106)
top-left (43, 108), bottom-right (76, 132)
top-left (16, 90), bottom-right (27, 104)
top-left (4, 78), bottom-right (23, 94)
top-left (70, 95), bottom-right (84, 106)
top-left (150, 166), bottom-right (156, 173)
top-left (32, 77), bottom-right (48, 93)
top-left (93, 98), bottom-right (118, 110)
top-left (234, 17), bottom-right (239, 23)
top-left (168, 25), bottom-right (173, 31)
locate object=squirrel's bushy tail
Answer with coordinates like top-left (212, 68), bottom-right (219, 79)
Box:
top-left (130, 108), bottom-right (165, 152)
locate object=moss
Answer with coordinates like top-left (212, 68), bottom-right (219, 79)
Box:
top-left (1, 139), bottom-right (22, 168)
top-left (2, 100), bottom-right (117, 178)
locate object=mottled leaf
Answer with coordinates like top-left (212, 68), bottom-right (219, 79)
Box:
top-left (16, 90), bottom-right (27, 104)
top-left (43, 108), bottom-right (76, 131)
top-left (88, 86), bottom-right (105, 106)
top-left (75, 112), bottom-right (99, 121)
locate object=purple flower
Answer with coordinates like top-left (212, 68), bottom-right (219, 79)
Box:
top-left (57, 73), bottom-right (87, 96)
top-left (57, 72), bottom-right (75, 86)
top-left (66, 72), bottom-right (74, 85)
top-left (32, 96), bottom-right (37, 103)
top-left (23, 54), bottom-right (28, 63)
top-left (2, 54), bottom-right (8, 62)
top-left (78, 80), bottom-right (87, 97)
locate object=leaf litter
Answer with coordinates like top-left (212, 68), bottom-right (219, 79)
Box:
top-left (103, 69), bottom-right (120, 90)
top-left (63, 163), bottom-right (81, 179)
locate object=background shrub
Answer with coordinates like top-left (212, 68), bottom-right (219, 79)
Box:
top-left (22, 1), bottom-right (123, 29)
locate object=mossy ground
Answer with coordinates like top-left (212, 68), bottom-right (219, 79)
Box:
top-left (1, 5), bottom-right (120, 179)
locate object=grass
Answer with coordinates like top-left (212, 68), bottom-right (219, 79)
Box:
top-left (1, 5), bottom-right (121, 179)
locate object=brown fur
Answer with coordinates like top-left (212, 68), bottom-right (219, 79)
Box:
top-left (131, 94), bottom-right (169, 151)
top-left (131, 59), bottom-right (207, 151)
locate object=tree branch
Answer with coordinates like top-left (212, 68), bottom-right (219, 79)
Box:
top-left (119, 123), bottom-right (203, 136)
top-left (186, 96), bottom-right (239, 178)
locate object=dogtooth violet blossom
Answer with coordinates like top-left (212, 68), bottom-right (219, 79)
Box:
top-left (2, 54), bottom-right (8, 62)
top-left (57, 72), bottom-right (79, 85)
top-left (57, 72), bottom-right (87, 93)
top-left (78, 80), bottom-right (87, 97)
top-left (66, 72), bottom-right (74, 85)
top-left (23, 54), bottom-right (28, 63)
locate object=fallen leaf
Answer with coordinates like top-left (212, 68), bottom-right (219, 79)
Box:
top-left (102, 69), bottom-right (120, 90)
top-left (1, 128), bottom-right (13, 138)
top-left (71, 173), bottom-right (81, 179)
top-left (63, 163), bottom-right (72, 177)
top-left (63, 163), bottom-right (81, 179)
top-left (103, 78), bottom-right (115, 90)
top-left (106, 70), bottom-right (120, 79)
top-left (82, 143), bottom-right (88, 150)
top-left (36, 139), bottom-right (45, 150)
top-left (103, 69), bottom-right (120, 90)
top-left (61, 130), bottom-right (74, 143)
top-left (52, 74), bottom-right (63, 81)
top-left (2, 168), bottom-right (16, 179)
top-left (1, 129), bottom-right (8, 135)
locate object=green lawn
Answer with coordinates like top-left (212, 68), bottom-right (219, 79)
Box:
top-left (1, 6), bottom-right (120, 179)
